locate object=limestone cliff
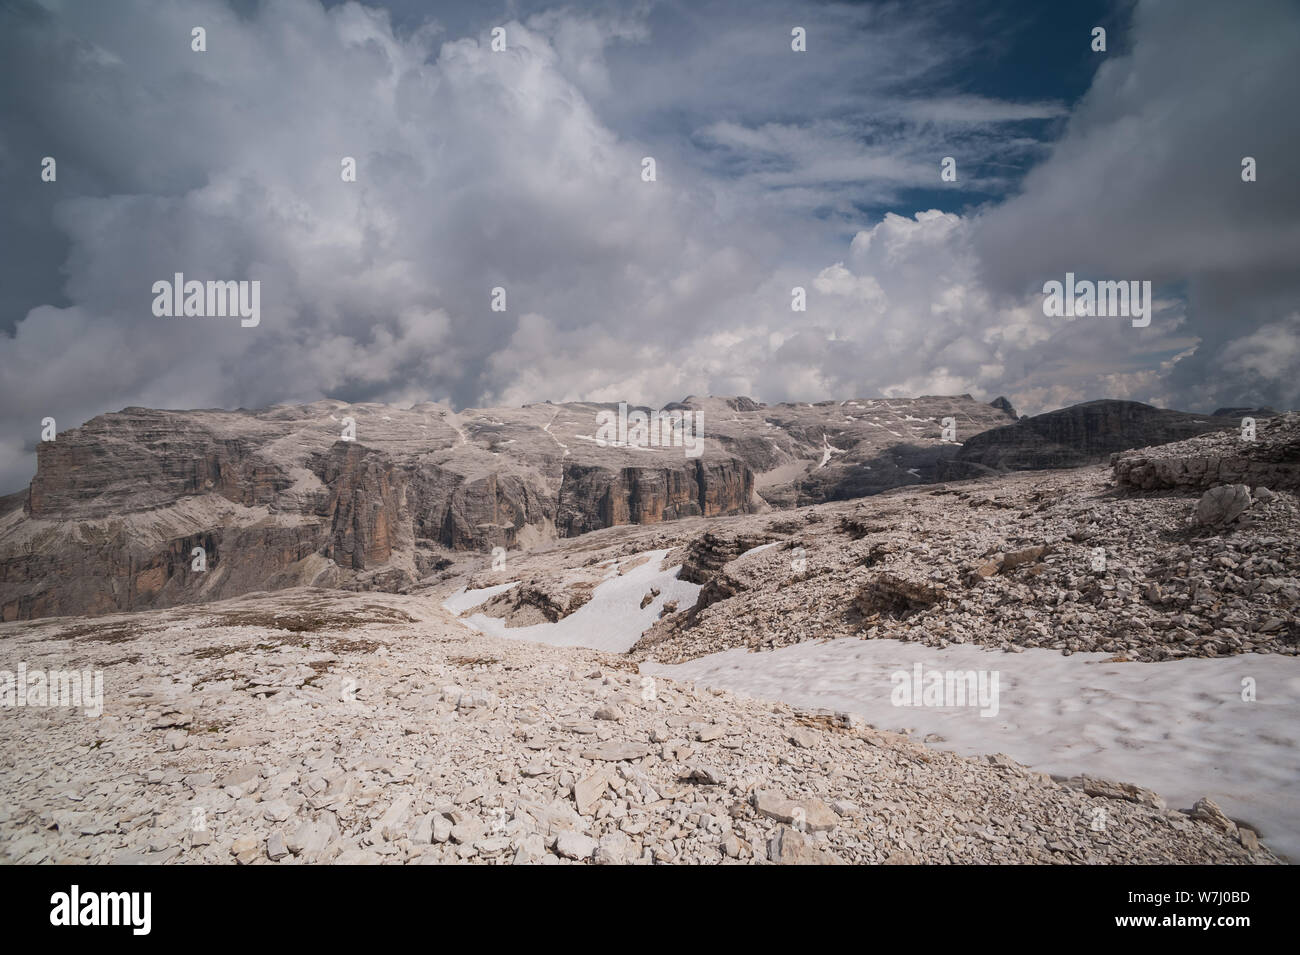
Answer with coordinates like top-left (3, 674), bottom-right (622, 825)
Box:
top-left (0, 394), bottom-right (1017, 620)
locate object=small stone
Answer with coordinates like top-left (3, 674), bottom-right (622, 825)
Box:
top-left (681, 764), bottom-right (725, 786)
top-left (1190, 797), bottom-right (1237, 834)
top-left (580, 742), bottom-right (650, 762)
top-left (450, 821), bottom-right (485, 845)
top-left (266, 831), bottom-right (289, 861)
top-left (554, 831), bottom-right (598, 861)
top-left (787, 727), bottom-right (817, 748)
top-left (595, 831), bottom-right (631, 865)
top-left (1001, 545), bottom-right (1049, 572)
top-left (752, 791), bottom-right (839, 831)
top-left (512, 833), bottom-right (548, 865)
top-left (573, 768), bottom-right (613, 815)
top-left (884, 849), bottom-right (919, 865)
top-left (286, 820), bottom-right (332, 856)
top-left (1079, 775), bottom-right (1166, 811)
top-left (453, 785), bottom-right (484, 806)
top-left (767, 825), bottom-right (842, 865)
top-left (261, 800), bottom-right (293, 823)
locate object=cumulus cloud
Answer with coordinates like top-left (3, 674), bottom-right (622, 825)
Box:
top-left (971, 0), bottom-right (1300, 411)
top-left (0, 0), bottom-right (1297, 492)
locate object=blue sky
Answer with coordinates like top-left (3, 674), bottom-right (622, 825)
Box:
top-left (1, 0), bottom-right (1297, 492)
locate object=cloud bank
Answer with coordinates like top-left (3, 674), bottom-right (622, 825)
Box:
top-left (0, 0), bottom-right (1296, 491)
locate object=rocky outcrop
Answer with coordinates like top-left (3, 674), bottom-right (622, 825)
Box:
top-left (1193, 485), bottom-right (1254, 527)
top-left (1113, 412), bottom-right (1300, 492)
top-left (27, 408), bottom-right (294, 519)
top-left (557, 460), bottom-right (752, 536)
top-left (310, 443), bottom-right (406, 570)
top-left (1212, 407), bottom-right (1277, 418)
top-left (475, 577), bottom-right (594, 626)
top-left (721, 394), bottom-right (1014, 507)
top-left (11, 393), bottom-right (1270, 622)
top-left (677, 532), bottom-right (776, 586)
top-left (943, 400), bottom-right (1241, 477)
top-left (0, 395), bottom-right (1020, 621)
top-left (989, 396), bottom-right (1018, 419)
top-left (619, 456), bottom-right (1299, 664)
top-left (853, 572), bottom-right (947, 620)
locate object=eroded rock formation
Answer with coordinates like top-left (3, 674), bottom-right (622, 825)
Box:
top-left (5, 393), bottom-right (1221, 621)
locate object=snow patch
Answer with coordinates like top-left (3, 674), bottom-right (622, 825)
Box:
top-left (645, 638), bottom-right (1300, 860)
top-left (443, 549), bottom-right (700, 653)
top-left (442, 581), bottom-right (518, 614)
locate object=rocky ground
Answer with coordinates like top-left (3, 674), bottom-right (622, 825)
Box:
top-left (3, 416), bottom-right (1294, 865)
top-left (0, 590), bottom-right (1274, 864)
top-left (634, 465), bottom-right (1298, 664)
top-left (4, 395), bottom-right (1255, 627)
top-left (450, 449), bottom-right (1299, 665)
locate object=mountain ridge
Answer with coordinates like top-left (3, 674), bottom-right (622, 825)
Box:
top-left (0, 395), bottom-right (1261, 621)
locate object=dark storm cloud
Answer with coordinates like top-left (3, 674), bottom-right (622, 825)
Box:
top-left (972, 0), bottom-right (1300, 411)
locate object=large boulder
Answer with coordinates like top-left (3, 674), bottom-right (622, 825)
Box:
top-left (1194, 485), bottom-right (1252, 527)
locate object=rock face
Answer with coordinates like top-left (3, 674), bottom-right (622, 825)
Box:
top-left (1113, 412), bottom-right (1300, 492)
top-left (8, 393), bottom-right (1277, 622)
top-left (943, 400), bottom-right (1242, 477)
top-left (0, 395), bottom-right (1011, 621)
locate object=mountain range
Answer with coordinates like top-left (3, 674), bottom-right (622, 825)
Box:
top-left (0, 395), bottom-right (1271, 621)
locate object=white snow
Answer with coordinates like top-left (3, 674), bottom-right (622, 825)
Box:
top-left (442, 549), bottom-right (701, 653)
top-left (441, 580), bottom-right (517, 614)
top-left (817, 435), bottom-right (846, 468)
top-left (570, 434), bottom-right (663, 452)
top-left (645, 638), bottom-right (1300, 860)
top-left (542, 410), bottom-right (570, 457)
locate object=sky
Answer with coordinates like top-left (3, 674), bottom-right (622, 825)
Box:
top-left (1, 0), bottom-right (1298, 492)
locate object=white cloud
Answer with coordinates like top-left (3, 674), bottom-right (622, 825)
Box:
top-left (0, 0), bottom-right (1296, 495)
